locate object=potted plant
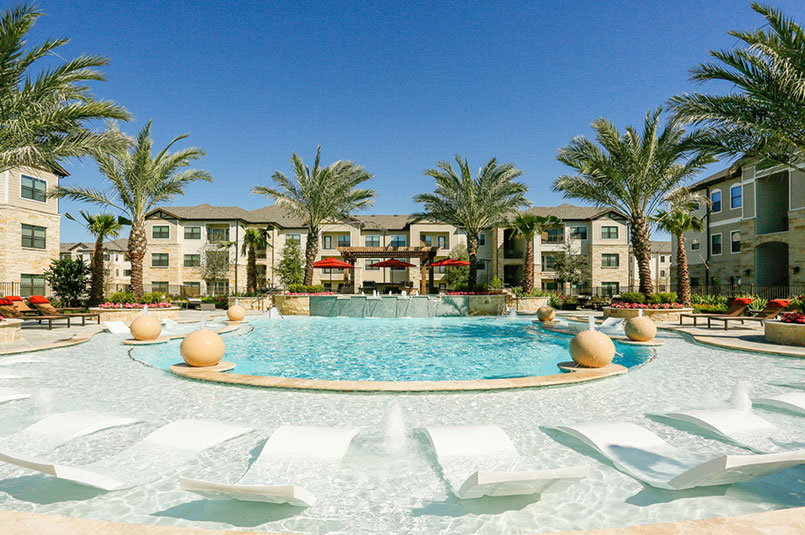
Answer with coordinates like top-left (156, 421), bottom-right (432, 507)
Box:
top-left (561, 295), bottom-right (579, 311)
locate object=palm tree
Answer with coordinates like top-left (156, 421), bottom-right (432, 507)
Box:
top-left (65, 211), bottom-right (129, 305)
top-left (252, 147), bottom-right (375, 285)
top-left (554, 108), bottom-right (714, 295)
top-left (653, 192), bottom-right (707, 307)
top-left (509, 214), bottom-right (562, 294)
top-left (0, 4), bottom-right (130, 173)
top-left (670, 3), bottom-right (805, 171)
top-left (241, 227), bottom-right (271, 293)
top-left (414, 156), bottom-right (530, 289)
top-left (50, 122), bottom-right (211, 298)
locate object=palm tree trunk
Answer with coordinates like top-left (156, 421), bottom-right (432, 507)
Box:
top-left (467, 233), bottom-right (479, 290)
top-left (523, 236), bottom-right (534, 294)
top-left (129, 220), bottom-right (147, 299)
top-left (631, 217), bottom-right (654, 295)
top-left (90, 236), bottom-right (105, 305)
top-left (247, 246), bottom-right (256, 293)
top-left (676, 233), bottom-right (692, 307)
top-left (303, 232), bottom-right (319, 286)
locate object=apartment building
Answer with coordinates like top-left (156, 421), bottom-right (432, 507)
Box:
top-left (629, 241), bottom-right (672, 292)
top-left (674, 163), bottom-right (805, 288)
top-left (60, 238), bottom-right (131, 292)
top-left (0, 165), bottom-right (66, 295)
top-left (139, 202), bottom-right (632, 295)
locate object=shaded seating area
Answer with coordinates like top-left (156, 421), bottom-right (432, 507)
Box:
top-left (707, 299), bottom-right (791, 330)
top-left (27, 295), bottom-right (100, 327)
top-left (0, 298), bottom-right (72, 330)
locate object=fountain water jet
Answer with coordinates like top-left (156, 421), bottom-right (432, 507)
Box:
top-left (32, 390), bottom-right (53, 419)
top-left (730, 380), bottom-right (752, 412)
top-left (383, 401), bottom-right (406, 455)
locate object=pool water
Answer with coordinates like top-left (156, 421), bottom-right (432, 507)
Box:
top-left (133, 317), bottom-right (652, 381)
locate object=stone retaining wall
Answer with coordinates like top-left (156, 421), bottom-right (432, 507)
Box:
top-left (0, 319), bottom-right (22, 343)
top-left (88, 307), bottom-right (181, 323)
top-left (273, 294), bottom-right (506, 316)
top-left (273, 295), bottom-right (311, 315)
top-left (765, 321), bottom-right (805, 347)
top-left (227, 296), bottom-right (272, 311)
top-left (513, 296), bottom-right (550, 313)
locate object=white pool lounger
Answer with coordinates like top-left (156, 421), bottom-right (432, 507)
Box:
top-left (754, 392), bottom-right (805, 415)
top-left (550, 422), bottom-right (805, 490)
top-left (424, 425), bottom-right (589, 499)
top-left (657, 409), bottom-right (778, 447)
top-left (180, 425), bottom-right (360, 507)
top-left (0, 419), bottom-right (250, 491)
top-left (103, 321), bottom-right (130, 334)
top-left (0, 388), bottom-right (30, 404)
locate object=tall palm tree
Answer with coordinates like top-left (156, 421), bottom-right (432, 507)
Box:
top-left (241, 227), bottom-right (271, 293)
top-left (252, 147), bottom-right (375, 285)
top-left (671, 3), bottom-right (805, 171)
top-left (554, 108), bottom-right (713, 295)
top-left (50, 122), bottom-right (212, 298)
top-left (414, 156), bottom-right (530, 289)
top-left (0, 4), bottom-right (130, 173)
top-left (509, 214), bottom-right (562, 294)
top-left (65, 211), bottom-right (130, 305)
top-left (653, 192), bottom-right (707, 307)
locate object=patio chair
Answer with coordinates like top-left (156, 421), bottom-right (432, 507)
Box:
top-left (27, 295), bottom-right (100, 327)
top-left (654, 407), bottom-right (780, 450)
top-left (548, 422), bottom-right (805, 490)
top-left (0, 419), bottom-right (250, 491)
top-left (679, 297), bottom-right (753, 327)
top-left (186, 297), bottom-right (202, 310)
top-left (0, 298), bottom-right (71, 330)
top-left (706, 299), bottom-right (790, 330)
top-left (753, 392), bottom-right (805, 415)
top-left (5, 296), bottom-right (38, 316)
top-left (424, 425), bottom-right (588, 499)
top-left (180, 424), bottom-right (360, 507)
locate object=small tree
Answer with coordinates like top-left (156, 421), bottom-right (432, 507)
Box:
top-left (553, 244), bottom-right (588, 293)
top-left (43, 258), bottom-right (90, 307)
top-left (444, 243), bottom-right (469, 289)
top-left (276, 241), bottom-right (304, 286)
top-left (201, 243), bottom-right (232, 295)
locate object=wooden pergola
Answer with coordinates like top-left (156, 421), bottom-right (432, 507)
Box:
top-left (338, 246), bottom-right (440, 294)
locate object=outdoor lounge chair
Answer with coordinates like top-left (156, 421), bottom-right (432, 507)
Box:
top-left (0, 388), bottom-right (30, 404)
top-left (103, 321), bottom-right (130, 334)
top-left (655, 408), bottom-right (781, 450)
top-left (180, 425), bottom-right (360, 507)
top-left (679, 297), bottom-right (753, 327)
top-left (0, 419), bottom-right (250, 491)
top-left (424, 425), bottom-right (589, 499)
top-left (5, 296), bottom-right (38, 316)
top-left (0, 298), bottom-right (71, 329)
top-left (27, 295), bottom-right (100, 327)
top-left (706, 299), bottom-right (790, 330)
top-left (548, 422), bottom-right (805, 490)
top-left (753, 392), bottom-right (805, 415)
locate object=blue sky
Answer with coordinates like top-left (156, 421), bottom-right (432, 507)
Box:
top-left (28, 0), bottom-right (803, 242)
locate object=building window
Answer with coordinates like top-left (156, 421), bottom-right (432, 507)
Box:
top-left (602, 253), bottom-right (619, 268)
top-left (690, 277), bottom-right (700, 287)
top-left (478, 233), bottom-right (485, 246)
top-left (21, 224), bottom-right (46, 249)
top-left (285, 234), bottom-right (301, 246)
top-left (711, 190), bottom-right (722, 213)
top-left (437, 235), bottom-right (447, 248)
top-left (20, 274), bottom-right (45, 296)
top-left (423, 235), bottom-right (433, 247)
top-left (184, 254), bottom-right (200, 267)
top-left (152, 253), bottom-right (169, 267)
top-left (152, 281), bottom-right (169, 293)
top-left (730, 184), bottom-right (742, 209)
top-left (184, 226), bottom-right (201, 239)
top-left (365, 258), bottom-right (380, 270)
top-left (731, 231), bottom-right (741, 253)
top-left (660, 269), bottom-right (667, 277)
top-left (152, 225), bottom-right (169, 239)
top-left (183, 282), bottom-right (201, 296)
top-left (691, 239), bottom-right (700, 251)
top-left (390, 235), bottom-right (406, 247)
top-left (601, 226), bottom-right (618, 239)
top-left (337, 235), bottom-right (351, 247)
top-left (546, 228), bottom-right (563, 243)
top-left (542, 254), bottom-right (558, 270)
top-left (569, 226), bottom-right (587, 240)
top-left (124, 269), bottom-right (132, 276)
top-left (21, 175), bottom-right (47, 202)
top-left (364, 234), bottom-right (380, 247)
top-left (601, 281), bottom-right (620, 295)
top-left (207, 227), bottom-right (229, 242)
top-left (542, 281), bottom-right (558, 291)
top-left (478, 259), bottom-right (487, 271)
top-left (60, 253), bottom-right (71, 260)
top-left (103, 253), bottom-right (110, 261)
top-left (660, 255), bottom-right (665, 263)
top-left (711, 233), bottom-right (722, 255)
top-left (323, 235), bottom-right (333, 249)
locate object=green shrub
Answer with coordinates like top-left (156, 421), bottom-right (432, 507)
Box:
top-left (109, 291), bottom-right (137, 304)
top-left (621, 291), bottom-right (646, 304)
top-left (690, 294), bottom-right (728, 306)
top-left (648, 292), bottom-right (678, 304)
top-left (141, 291), bottom-right (166, 304)
top-left (549, 293), bottom-right (563, 308)
top-left (693, 304), bottom-right (727, 314)
top-left (490, 277), bottom-right (504, 289)
top-left (288, 284), bottom-right (326, 294)
top-left (788, 295), bottom-right (805, 313)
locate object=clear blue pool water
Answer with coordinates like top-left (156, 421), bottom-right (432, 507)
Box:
top-left (133, 317), bottom-right (652, 381)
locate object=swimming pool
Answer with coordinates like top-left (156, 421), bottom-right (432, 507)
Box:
top-left (132, 317), bottom-right (652, 381)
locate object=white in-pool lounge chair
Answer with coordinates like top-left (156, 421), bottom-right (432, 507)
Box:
top-left (424, 425), bottom-right (589, 499)
top-left (0, 356), bottom-right (47, 365)
top-left (0, 419), bottom-right (250, 491)
top-left (656, 408), bottom-right (779, 449)
top-left (549, 422), bottom-right (805, 490)
top-left (103, 321), bottom-right (130, 334)
top-left (754, 393), bottom-right (805, 415)
top-left (0, 388), bottom-right (30, 404)
top-left (779, 380), bottom-right (805, 390)
top-left (180, 424), bottom-right (360, 507)
top-left (0, 369), bottom-right (22, 379)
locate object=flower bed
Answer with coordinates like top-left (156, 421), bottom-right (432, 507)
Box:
top-left (97, 302), bottom-right (173, 309)
top-left (283, 292), bottom-right (335, 296)
top-left (780, 312), bottom-right (805, 324)
top-left (609, 302), bottom-right (685, 309)
top-left (89, 305), bottom-right (180, 323)
top-left (444, 291), bottom-right (502, 295)
top-left (603, 305), bottom-right (692, 322)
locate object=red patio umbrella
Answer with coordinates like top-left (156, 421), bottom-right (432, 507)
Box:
top-left (313, 257), bottom-right (354, 288)
top-left (429, 258), bottom-right (470, 267)
top-left (367, 259), bottom-right (415, 268)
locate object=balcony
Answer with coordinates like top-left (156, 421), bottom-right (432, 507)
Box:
top-left (755, 171), bottom-right (789, 235)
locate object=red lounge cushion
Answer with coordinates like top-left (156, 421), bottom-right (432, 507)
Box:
top-left (27, 295), bottom-right (50, 304)
top-left (768, 299), bottom-right (791, 308)
top-left (6, 296), bottom-right (22, 302)
top-left (0, 298), bottom-right (12, 306)
top-left (732, 297), bottom-right (753, 305)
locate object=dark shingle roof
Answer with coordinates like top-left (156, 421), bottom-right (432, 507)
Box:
top-left (522, 203), bottom-right (626, 221)
top-left (148, 204), bottom-right (257, 222)
top-left (689, 165), bottom-right (742, 191)
top-left (650, 241), bottom-right (672, 253)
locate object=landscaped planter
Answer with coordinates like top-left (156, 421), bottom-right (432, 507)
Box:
top-left (765, 320), bottom-right (805, 347)
top-left (273, 295), bottom-right (311, 315)
top-left (89, 307), bottom-right (181, 323)
top-left (513, 297), bottom-right (550, 313)
top-left (0, 319), bottom-right (23, 343)
top-left (468, 295), bottom-right (506, 316)
top-left (603, 306), bottom-right (692, 323)
top-left (227, 296), bottom-right (272, 311)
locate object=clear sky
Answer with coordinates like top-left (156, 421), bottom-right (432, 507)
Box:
top-left (29, 0), bottom-right (803, 242)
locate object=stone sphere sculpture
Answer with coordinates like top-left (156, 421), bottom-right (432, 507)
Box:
top-left (181, 330), bottom-right (225, 367)
top-left (536, 306), bottom-right (555, 322)
top-left (129, 315), bottom-right (161, 341)
top-left (569, 330), bottom-right (616, 368)
top-left (625, 316), bottom-right (657, 342)
top-left (227, 304), bottom-right (246, 322)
